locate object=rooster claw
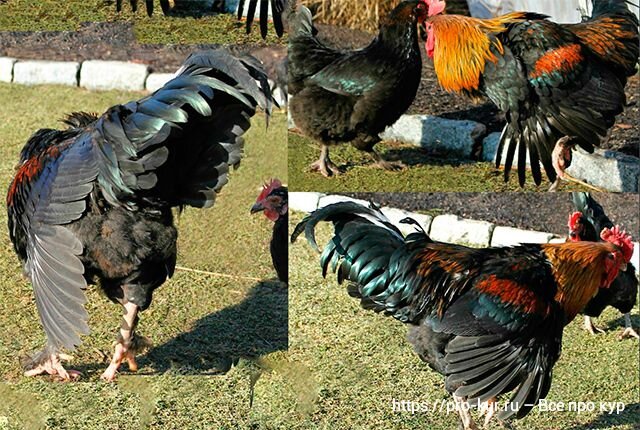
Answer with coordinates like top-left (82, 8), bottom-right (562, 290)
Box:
top-left (309, 159), bottom-right (342, 177)
top-left (618, 326), bottom-right (640, 340)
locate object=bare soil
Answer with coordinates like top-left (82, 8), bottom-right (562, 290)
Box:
top-left (344, 192), bottom-right (640, 237)
top-left (0, 21), bottom-right (284, 73)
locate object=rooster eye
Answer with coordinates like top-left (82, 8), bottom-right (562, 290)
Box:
top-left (607, 253), bottom-right (615, 260)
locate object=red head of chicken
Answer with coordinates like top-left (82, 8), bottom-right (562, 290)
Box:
top-left (251, 179), bottom-right (288, 222)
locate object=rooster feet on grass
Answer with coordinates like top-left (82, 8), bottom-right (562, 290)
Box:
top-left (618, 314), bottom-right (640, 340)
top-left (101, 302), bottom-right (152, 382)
top-left (309, 145), bottom-right (342, 177)
top-left (23, 351), bottom-right (81, 381)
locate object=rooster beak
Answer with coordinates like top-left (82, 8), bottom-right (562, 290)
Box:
top-left (251, 201), bottom-right (265, 214)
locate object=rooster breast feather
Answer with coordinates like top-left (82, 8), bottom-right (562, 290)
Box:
top-left (6, 49), bottom-right (272, 351)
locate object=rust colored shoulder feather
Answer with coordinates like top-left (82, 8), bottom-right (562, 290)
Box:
top-left (428, 13), bottom-right (532, 93)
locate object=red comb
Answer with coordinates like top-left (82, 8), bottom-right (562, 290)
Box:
top-left (256, 178), bottom-right (282, 202)
top-left (601, 226), bottom-right (634, 263)
top-left (568, 212), bottom-right (582, 230)
top-left (425, 0), bottom-right (446, 16)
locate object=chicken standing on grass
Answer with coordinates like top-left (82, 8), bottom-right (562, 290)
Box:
top-left (288, 2), bottom-right (428, 177)
top-left (422, 0), bottom-right (639, 190)
top-left (568, 192), bottom-right (639, 339)
top-left (292, 201), bottom-right (634, 430)
top-left (251, 179), bottom-right (288, 283)
top-left (7, 50), bottom-right (272, 382)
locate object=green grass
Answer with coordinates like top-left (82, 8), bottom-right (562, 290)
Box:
top-left (288, 211), bottom-right (640, 430)
top-left (0, 82), bottom-right (288, 429)
top-left (288, 132), bottom-right (593, 193)
top-left (0, 0), bottom-right (285, 45)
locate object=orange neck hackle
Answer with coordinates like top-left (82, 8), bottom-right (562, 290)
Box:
top-left (425, 13), bottom-right (529, 94)
top-left (544, 227), bottom-right (634, 321)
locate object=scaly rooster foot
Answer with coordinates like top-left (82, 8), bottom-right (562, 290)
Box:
top-left (24, 353), bottom-right (81, 381)
top-left (479, 398), bottom-right (498, 428)
top-left (618, 326), bottom-right (640, 340)
top-left (101, 343), bottom-right (138, 382)
top-left (309, 159), bottom-right (341, 177)
top-left (584, 317), bottom-right (605, 335)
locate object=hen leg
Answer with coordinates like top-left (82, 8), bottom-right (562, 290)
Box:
top-left (101, 302), bottom-right (151, 382)
top-left (618, 313), bottom-right (640, 340)
top-left (584, 315), bottom-right (605, 335)
top-left (454, 395), bottom-right (479, 430)
top-left (309, 145), bottom-right (341, 177)
top-left (370, 149), bottom-right (406, 171)
top-left (23, 349), bottom-right (81, 381)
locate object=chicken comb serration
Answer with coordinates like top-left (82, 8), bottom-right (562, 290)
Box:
top-left (568, 211), bottom-right (583, 230)
top-left (256, 178), bottom-right (282, 202)
top-left (424, 0), bottom-right (446, 16)
top-left (601, 226), bottom-right (634, 263)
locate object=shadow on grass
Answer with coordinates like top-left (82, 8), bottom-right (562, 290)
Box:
top-left (602, 314), bottom-right (640, 332)
top-left (381, 145), bottom-right (476, 168)
top-left (140, 280), bottom-right (288, 375)
top-left (567, 403), bottom-right (640, 430)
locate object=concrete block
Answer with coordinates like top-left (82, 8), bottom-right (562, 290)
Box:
top-left (145, 72), bottom-right (175, 93)
top-left (491, 226), bottom-right (556, 246)
top-left (381, 207), bottom-right (433, 236)
top-left (430, 215), bottom-right (494, 247)
top-left (81, 61), bottom-right (149, 91)
top-left (13, 60), bottom-right (79, 86)
top-left (0, 57), bottom-right (16, 83)
top-left (381, 115), bottom-right (486, 159)
top-left (566, 148), bottom-right (640, 193)
top-left (289, 192), bottom-right (324, 213)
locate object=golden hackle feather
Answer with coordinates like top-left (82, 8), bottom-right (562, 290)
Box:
top-left (542, 241), bottom-right (618, 321)
top-left (428, 13), bottom-right (529, 93)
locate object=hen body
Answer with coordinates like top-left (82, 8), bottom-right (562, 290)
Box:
top-left (288, 2), bottom-right (427, 175)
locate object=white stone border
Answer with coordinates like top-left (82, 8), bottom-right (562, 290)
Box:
top-left (0, 56), bottom-right (167, 93)
top-left (290, 192), bottom-right (640, 273)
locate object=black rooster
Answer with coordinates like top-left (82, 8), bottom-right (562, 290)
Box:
top-left (292, 201), bottom-right (634, 429)
top-left (7, 50), bottom-right (272, 381)
top-left (251, 179), bottom-right (288, 283)
top-left (568, 192), bottom-right (638, 339)
top-left (288, 2), bottom-right (427, 176)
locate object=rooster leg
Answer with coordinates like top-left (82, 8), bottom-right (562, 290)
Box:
top-left (583, 315), bottom-right (605, 335)
top-left (101, 302), bottom-right (151, 382)
top-left (618, 314), bottom-right (640, 340)
top-left (309, 145), bottom-right (341, 177)
top-left (549, 136), bottom-right (575, 192)
top-left (478, 398), bottom-right (497, 428)
top-left (23, 349), bottom-right (81, 381)
top-left (370, 149), bottom-right (406, 171)
top-left (454, 395), bottom-right (479, 430)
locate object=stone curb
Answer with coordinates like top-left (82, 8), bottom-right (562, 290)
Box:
top-left (80, 60), bottom-right (149, 91)
top-left (1, 56), bottom-right (161, 92)
top-left (380, 114), bottom-right (486, 159)
top-left (13, 60), bottom-right (80, 87)
top-left (289, 192), bottom-right (640, 272)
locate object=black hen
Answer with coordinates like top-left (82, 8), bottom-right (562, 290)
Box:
top-left (288, 2), bottom-right (427, 176)
top-left (7, 50), bottom-right (272, 381)
top-left (568, 192), bottom-right (639, 339)
top-left (251, 179), bottom-right (288, 283)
